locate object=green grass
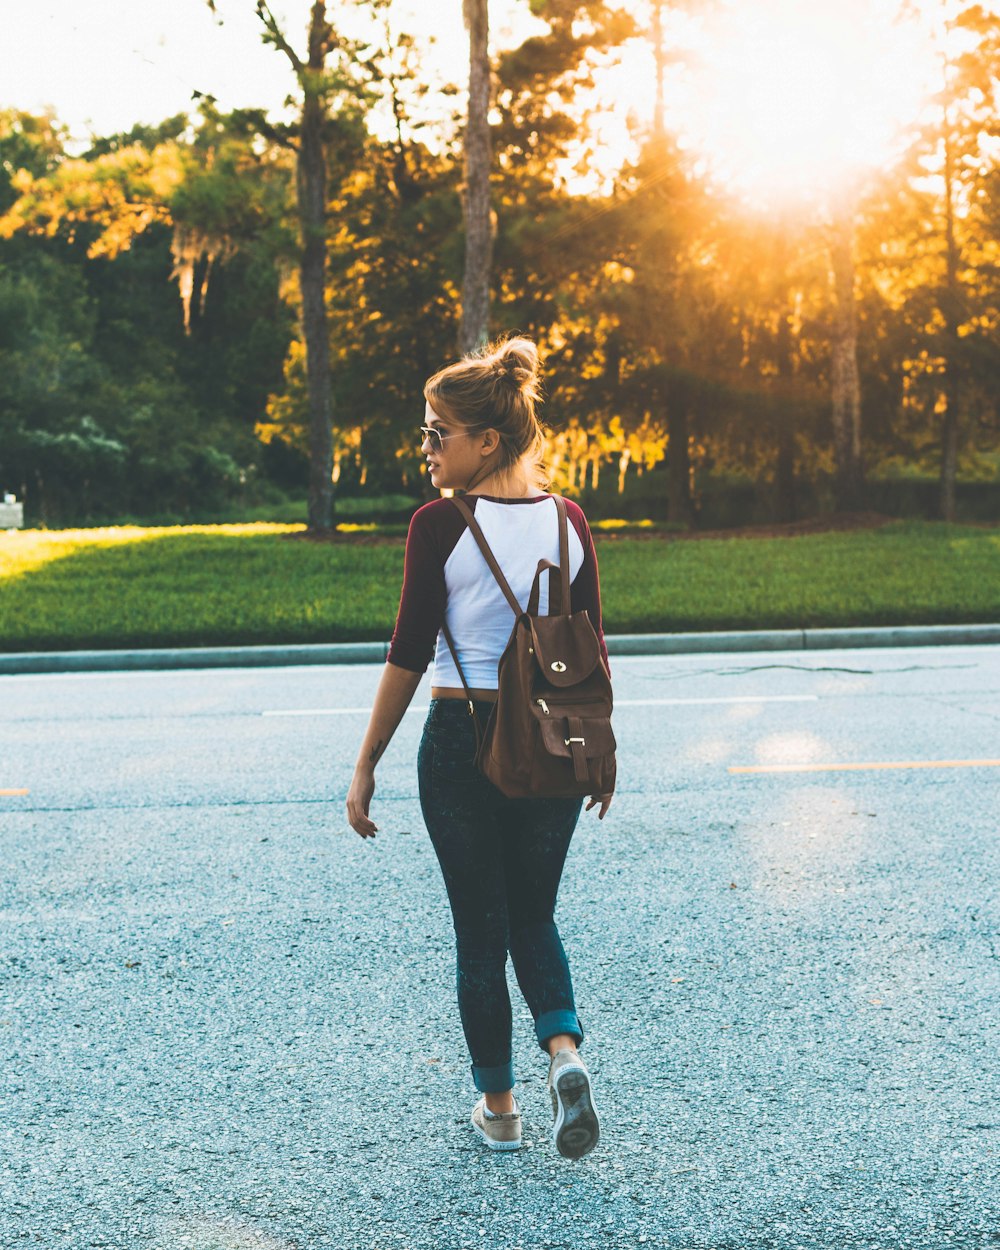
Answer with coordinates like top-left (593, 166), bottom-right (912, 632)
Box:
top-left (598, 521), bottom-right (1000, 632)
top-left (1, 520), bottom-right (998, 652)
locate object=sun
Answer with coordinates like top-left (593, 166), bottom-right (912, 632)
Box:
top-left (555, 0), bottom-right (938, 206)
top-left (675, 0), bottom-right (938, 209)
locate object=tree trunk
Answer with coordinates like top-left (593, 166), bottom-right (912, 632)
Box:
top-left (617, 447), bottom-right (631, 495)
top-left (460, 0), bottom-right (492, 355)
top-left (666, 406), bottom-right (694, 526)
top-left (939, 125), bottom-right (961, 523)
top-left (829, 204), bottom-right (864, 511)
top-left (651, 2), bottom-right (666, 140)
top-left (33, 470), bottom-right (47, 528)
top-left (774, 422), bottom-right (797, 523)
top-left (774, 305), bottom-right (798, 523)
top-left (301, 4), bottom-right (334, 533)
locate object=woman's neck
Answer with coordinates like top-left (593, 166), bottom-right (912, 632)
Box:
top-left (463, 464), bottom-right (540, 499)
top-left (464, 486), bottom-right (541, 499)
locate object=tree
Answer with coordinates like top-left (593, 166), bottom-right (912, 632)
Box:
top-left (461, 0), bottom-right (492, 353)
top-left (828, 188), bottom-right (865, 510)
top-left (889, 0), bottom-right (1000, 519)
top-left (0, 108), bottom-right (293, 524)
top-left (208, 1), bottom-right (376, 532)
top-left (255, 14), bottom-right (464, 498)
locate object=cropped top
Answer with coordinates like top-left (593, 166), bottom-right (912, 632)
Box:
top-left (386, 492), bottom-right (609, 690)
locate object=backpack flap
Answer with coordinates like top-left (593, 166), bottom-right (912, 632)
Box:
top-left (528, 613), bottom-right (600, 688)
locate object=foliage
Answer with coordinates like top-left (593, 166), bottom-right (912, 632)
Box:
top-left (0, 5), bottom-right (997, 527)
top-left (0, 106), bottom-right (294, 525)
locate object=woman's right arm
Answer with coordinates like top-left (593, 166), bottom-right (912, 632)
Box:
top-left (346, 661), bottom-right (424, 839)
top-left (347, 505), bottom-right (444, 840)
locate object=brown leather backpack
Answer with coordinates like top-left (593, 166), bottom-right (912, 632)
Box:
top-left (440, 494), bottom-right (616, 800)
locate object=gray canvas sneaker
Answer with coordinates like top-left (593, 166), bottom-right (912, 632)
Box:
top-left (470, 1096), bottom-right (522, 1151)
top-left (547, 1048), bottom-right (600, 1159)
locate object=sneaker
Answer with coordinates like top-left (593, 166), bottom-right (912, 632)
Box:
top-left (547, 1048), bottom-right (600, 1159)
top-left (471, 1095), bottom-right (522, 1151)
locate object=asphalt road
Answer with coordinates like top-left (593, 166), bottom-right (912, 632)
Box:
top-left (1, 646), bottom-right (997, 1250)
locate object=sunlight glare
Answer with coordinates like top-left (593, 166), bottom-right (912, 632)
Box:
top-left (682, 0), bottom-right (937, 208)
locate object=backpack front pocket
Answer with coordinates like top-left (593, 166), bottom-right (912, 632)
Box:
top-left (537, 715), bottom-right (616, 761)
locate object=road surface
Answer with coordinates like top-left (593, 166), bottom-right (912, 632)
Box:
top-left (1, 646), bottom-right (997, 1249)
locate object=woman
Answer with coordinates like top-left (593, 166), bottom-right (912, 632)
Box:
top-left (346, 336), bottom-right (613, 1159)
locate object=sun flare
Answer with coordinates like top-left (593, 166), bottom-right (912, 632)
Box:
top-left (676, 0), bottom-right (938, 207)
top-left (576, 0), bottom-right (941, 208)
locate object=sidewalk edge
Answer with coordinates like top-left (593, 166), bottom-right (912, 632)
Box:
top-left (2, 624), bottom-right (999, 675)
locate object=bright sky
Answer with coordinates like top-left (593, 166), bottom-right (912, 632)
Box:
top-left (2, 0), bottom-right (954, 209)
top-left (2, 0), bottom-right (533, 147)
top-left (674, 0), bottom-right (940, 209)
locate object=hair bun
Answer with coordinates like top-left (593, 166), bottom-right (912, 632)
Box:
top-left (491, 337), bottom-right (539, 390)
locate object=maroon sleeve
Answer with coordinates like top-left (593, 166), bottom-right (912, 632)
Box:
top-left (386, 499), bottom-right (467, 673)
top-left (564, 499), bottom-right (610, 676)
top-left (386, 503), bottom-right (448, 674)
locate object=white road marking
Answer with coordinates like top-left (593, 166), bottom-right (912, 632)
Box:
top-left (730, 758), bottom-right (1000, 774)
top-left (615, 695), bottom-right (818, 707)
top-left (262, 694), bottom-right (818, 717)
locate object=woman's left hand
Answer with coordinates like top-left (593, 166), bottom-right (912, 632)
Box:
top-left (585, 793), bottom-right (613, 820)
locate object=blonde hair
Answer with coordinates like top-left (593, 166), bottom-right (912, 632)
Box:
top-left (423, 335), bottom-right (550, 492)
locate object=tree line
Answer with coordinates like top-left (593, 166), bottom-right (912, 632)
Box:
top-left (1, 0), bottom-right (998, 529)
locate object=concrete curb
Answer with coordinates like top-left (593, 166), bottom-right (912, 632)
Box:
top-left (608, 623), bottom-right (1000, 654)
top-left (1, 623), bottom-right (999, 675)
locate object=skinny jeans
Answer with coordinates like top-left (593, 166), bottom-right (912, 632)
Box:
top-left (417, 697), bottom-right (586, 1094)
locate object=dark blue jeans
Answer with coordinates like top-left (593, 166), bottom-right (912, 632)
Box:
top-left (417, 698), bottom-right (586, 1094)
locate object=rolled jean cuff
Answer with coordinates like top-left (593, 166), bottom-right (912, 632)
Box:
top-left (536, 1009), bottom-right (584, 1052)
top-left (471, 1059), bottom-right (516, 1094)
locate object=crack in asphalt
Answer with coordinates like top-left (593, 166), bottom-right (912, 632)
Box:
top-left (917, 695), bottom-right (1000, 724)
top-left (706, 663), bottom-right (981, 677)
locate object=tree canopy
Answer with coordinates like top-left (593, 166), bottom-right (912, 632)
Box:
top-left (1, 0), bottom-right (998, 527)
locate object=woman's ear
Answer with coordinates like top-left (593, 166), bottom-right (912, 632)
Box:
top-left (479, 428), bottom-right (501, 457)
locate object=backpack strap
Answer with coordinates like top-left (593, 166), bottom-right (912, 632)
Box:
top-left (527, 497), bottom-right (571, 615)
top-left (554, 495), bottom-right (571, 613)
top-left (527, 559), bottom-right (558, 616)
top-left (442, 495), bottom-right (525, 746)
top-left (439, 618), bottom-right (485, 750)
top-left (450, 496), bottom-right (523, 616)
top-left (565, 715), bottom-right (590, 783)
top-left (452, 494), bottom-right (572, 617)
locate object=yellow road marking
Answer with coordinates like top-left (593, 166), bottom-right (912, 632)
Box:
top-left (0, 788), bottom-right (29, 795)
top-left (729, 759), bottom-right (1000, 774)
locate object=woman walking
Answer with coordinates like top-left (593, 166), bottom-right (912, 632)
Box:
top-left (346, 336), bottom-right (613, 1158)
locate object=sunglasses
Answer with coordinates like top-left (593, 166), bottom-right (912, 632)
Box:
top-left (420, 424), bottom-right (483, 453)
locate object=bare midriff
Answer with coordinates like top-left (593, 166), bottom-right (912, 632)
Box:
top-left (431, 686), bottom-right (498, 702)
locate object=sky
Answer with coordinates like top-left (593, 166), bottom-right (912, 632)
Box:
top-left (1, 0), bottom-right (535, 149)
top-left (1, 0), bottom-right (955, 209)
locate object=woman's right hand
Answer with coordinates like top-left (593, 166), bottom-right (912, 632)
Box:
top-left (346, 768), bottom-right (378, 839)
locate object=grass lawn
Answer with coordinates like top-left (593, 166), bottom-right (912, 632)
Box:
top-left (1, 519), bottom-right (998, 652)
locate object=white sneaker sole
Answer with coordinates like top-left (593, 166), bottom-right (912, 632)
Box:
top-left (471, 1107), bottom-right (522, 1151)
top-left (549, 1065), bottom-right (600, 1159)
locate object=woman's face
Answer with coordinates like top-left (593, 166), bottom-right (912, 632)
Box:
top-left (421, 401), bottom-right (496, 491)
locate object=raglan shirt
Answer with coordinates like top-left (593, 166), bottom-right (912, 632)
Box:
top-left (387, 493), bottom-right (609, 689)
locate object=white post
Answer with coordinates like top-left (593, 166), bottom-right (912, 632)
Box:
top-left (1, 493), bottom-right (24, 530)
